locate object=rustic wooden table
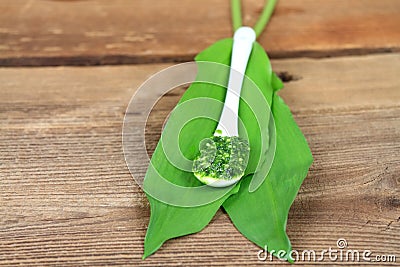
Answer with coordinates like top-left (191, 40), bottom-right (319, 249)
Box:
top-left (1, 0), bottom-right (399, 266)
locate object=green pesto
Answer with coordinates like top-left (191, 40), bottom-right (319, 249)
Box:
top-left (192, 136), bottom-right (250, 182)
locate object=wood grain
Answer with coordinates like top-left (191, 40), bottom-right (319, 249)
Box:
top-left (1, 54), bottom-right (399, 266)
top-left (1, 0), bottom-right (400, 66)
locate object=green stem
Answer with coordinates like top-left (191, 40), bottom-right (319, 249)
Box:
top-left (253, 0), bottom-right (278, 38)
top-left (231, 0), bottom-right (242, 31)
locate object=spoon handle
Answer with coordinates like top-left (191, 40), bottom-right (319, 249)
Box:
top-left (215, 27), bottom-right (256, 137)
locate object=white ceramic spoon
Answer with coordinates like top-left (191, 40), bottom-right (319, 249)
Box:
top-left (197, 27), bottom-right (256, 187)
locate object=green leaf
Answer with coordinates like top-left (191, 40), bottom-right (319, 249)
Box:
top-left (271, 72), bottom-right (284, 92)
top-left (222, 91), bottom-right (313, 262)
top-left (143, 38), bottom-right (275, 258)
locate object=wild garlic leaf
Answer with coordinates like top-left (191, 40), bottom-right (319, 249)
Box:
top-left (143, 39), bottom-right (235, 259)
top-left (223, 90), bottom-right (313, 262)
top-left (143, 38), bottom-right (275, 258)
top-left (271, 72), bottom-right (284, 92)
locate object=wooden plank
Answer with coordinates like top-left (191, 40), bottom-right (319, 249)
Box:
top-left (0, 54), bottom-right (399, 266)
top-left (1, 0), bottom-right (400, 66)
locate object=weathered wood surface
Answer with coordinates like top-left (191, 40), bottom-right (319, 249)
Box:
top-left (1, 54), bottom-right (399, 266)
top-left (1, 0), bottom-right (400, 66)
